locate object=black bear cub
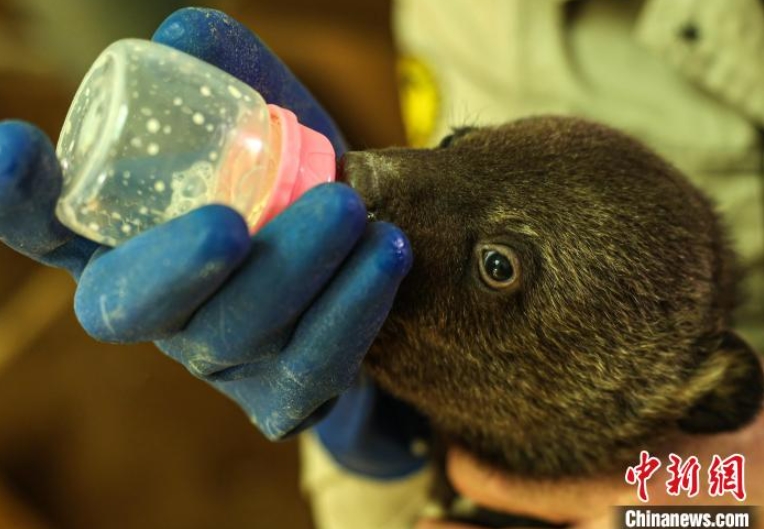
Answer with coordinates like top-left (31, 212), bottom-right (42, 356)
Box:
top-left (340, 116), bottom-right (763, 481)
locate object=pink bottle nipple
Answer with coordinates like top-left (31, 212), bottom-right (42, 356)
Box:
top-left (254, 104), bottom-right (336, 230)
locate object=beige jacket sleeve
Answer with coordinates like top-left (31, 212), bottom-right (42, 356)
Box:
top-left (299, 432), bottom-right (436, 529)
top-left (636, 0), bottom-right (764, 128)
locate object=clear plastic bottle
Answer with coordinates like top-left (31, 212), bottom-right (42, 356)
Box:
top-left (56, 39), bottom-right (336, 246)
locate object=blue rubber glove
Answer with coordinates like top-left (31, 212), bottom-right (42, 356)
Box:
top-left (0, 8), bottom-right (429, 477)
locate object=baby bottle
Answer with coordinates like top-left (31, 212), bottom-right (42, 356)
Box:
top-left (56, 39), bottom-right (336, 246)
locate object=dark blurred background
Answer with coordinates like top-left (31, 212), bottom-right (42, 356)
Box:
top-left (0, 1), bottom-right (405, 528)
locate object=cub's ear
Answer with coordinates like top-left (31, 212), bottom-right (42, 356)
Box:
top-left (678, 331), bottom-right (764, 434)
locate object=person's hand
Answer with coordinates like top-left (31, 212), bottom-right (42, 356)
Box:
top-left (417, 409), bottom-right (764, 529)
top-left (0, 8), bottom-right (413, 442)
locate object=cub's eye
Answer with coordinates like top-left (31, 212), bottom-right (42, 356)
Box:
top-left (478, 244), bottom-right (521, 290)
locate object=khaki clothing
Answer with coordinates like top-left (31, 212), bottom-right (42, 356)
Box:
top-left (300, 432), bottom-right (436, 529)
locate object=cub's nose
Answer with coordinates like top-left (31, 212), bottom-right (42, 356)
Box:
top-left (337, 151), bottom-right (382, 210)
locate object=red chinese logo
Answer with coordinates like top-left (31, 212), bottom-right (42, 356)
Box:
top-left (625, 450), bottom-right (662, 502)
top-left (708, 454), bottom-right (746, 501)
top-left (626, 452), bottom-right (747, 502)
top-left (665, 453), bottom-right (701, 497)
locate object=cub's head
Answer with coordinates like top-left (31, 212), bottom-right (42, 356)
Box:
top-left (340, 116), bottom-right (763, 477)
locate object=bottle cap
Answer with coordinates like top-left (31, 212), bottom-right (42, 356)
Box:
top-left (254, 104), bottom-right (336, 230)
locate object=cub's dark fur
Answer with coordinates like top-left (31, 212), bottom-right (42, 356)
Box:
top-left (341, 116), bottom-right (764, 479)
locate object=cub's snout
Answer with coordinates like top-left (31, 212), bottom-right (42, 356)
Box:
top-left (338, 152), bottom-right (383, 213)
top-left (339, 116), bottom-right (764, 478)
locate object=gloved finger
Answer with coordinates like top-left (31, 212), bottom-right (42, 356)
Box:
top-left (206, 222), bottom-right (412, 440)
top-left (74, 205), bottom-right (250, 343)
top-left (158, 183), bottom-right (367, 373)
top-left (152, 7), bottom-right (346, 154)
top-left (280, 221), bottom-right (411, 388)
top-left (0, 120), bottom-right (99, 276)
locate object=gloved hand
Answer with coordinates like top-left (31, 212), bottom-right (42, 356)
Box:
top-left (0, 8), bottom-right (421, 459)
